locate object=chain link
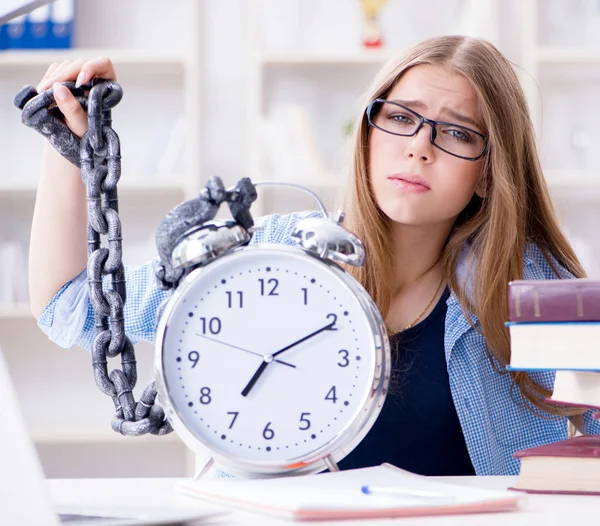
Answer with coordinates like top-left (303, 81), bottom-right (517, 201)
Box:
top-left (15, 80), bottom-right (258, 438)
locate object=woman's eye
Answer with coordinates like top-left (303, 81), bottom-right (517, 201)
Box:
top-left (447, 128), bottom-right (473, 143)
top-left (389, 113), bottom-right (414, 125)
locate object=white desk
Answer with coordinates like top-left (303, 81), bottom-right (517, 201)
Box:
top-left (47, 476), bottom-right (600, 525)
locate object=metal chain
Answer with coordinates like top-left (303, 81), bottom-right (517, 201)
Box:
top-left (15, 81), bottom-right (257, 437)
top-left (155, 176), bottom-right (257, 289)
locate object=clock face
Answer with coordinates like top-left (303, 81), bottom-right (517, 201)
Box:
top-left (157, 246), bottom-right (384, 469)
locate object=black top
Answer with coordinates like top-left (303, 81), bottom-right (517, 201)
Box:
top-left (338, 287), bottom-right (476, 476)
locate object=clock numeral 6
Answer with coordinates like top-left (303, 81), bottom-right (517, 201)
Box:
top-left (259, 278), bottom-right (279, 296)
top-left (299, 412), bottom-right (311, 430)
top-left (199, 317), bottom-right (222, 335)
top-left (199, 387), bottom-right (212, 405)
top-left (188, 351), bottom-right (200, 368)
top-left (337, 349), bottom-right (349, 367)
top-left (325, 386), bottom-right (338, 403)
top-left (262, 422), bottom-right (275, 440)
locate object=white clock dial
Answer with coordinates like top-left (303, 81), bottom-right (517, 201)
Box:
top-left (157, 246), bottom-right (384, 470)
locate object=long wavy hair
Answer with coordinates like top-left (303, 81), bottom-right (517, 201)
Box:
top-left (341, 35), bottom-right (586, 421)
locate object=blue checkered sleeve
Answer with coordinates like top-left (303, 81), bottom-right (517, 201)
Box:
top-left (37, 211), bottom-right (323, 351)
top-left (37, 258), bottom-right (171, 351)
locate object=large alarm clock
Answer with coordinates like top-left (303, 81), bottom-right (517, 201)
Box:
top-left (154, 199), bottom-right (391, 479)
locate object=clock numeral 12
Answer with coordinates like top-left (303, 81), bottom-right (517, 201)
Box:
top-left (259, 278), bottom-right (279, 296)
top-left (226, 291), bottom-right (243, 309)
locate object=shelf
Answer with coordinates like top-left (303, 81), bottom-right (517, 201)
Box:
top-left (536, 47), bottom-right (600, 64)
top-left (259, 49), bottom-right (392, 65)
top-left (0, 178), bottom-right (191, 197)
top-left (0, 302), bottom-right (32, 319)
top-left (545, 170), bottom-right (600, 188)
top-left (0, 48), bottom-right (187, 70)
top-left (32, 429), bottom-right (184, 445)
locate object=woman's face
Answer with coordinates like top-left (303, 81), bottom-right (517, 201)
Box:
top-left (369, 64), bottom-right (486, 228)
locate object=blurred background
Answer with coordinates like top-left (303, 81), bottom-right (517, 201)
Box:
top-left (1, 0), bottom-right (600, 478)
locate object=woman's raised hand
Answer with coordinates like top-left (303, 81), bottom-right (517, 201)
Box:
top-left (36, 57), bottom-right (118, 138)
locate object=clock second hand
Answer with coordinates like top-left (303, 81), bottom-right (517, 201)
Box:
top-left (194, 333), bottom-right (296, 368)
top-left (241, 319), bottom-right (337, 397)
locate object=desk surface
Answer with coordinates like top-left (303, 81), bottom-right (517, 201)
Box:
top-left (47, 476), bottom-right (600, 525)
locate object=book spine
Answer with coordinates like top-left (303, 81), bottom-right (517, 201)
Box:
top-left (508, 280), bottom-right (600, 322)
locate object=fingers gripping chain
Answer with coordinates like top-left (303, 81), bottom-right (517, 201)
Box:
top-left (14, 80), bottom-right (118, 168)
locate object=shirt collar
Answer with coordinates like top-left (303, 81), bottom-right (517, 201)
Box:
top-left (445, 243), bottom-right (537, 360)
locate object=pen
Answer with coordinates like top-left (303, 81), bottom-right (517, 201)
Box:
top-left (361, 485), bottom-right (455, 500)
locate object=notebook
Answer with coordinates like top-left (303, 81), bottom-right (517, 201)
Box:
top-left (177, 462), bottom-right (523, 521)
top-left (0, 347), bottom-right (226, 525)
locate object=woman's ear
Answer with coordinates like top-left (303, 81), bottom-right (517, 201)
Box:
top-left (475, 173), bottom-right (487, 198)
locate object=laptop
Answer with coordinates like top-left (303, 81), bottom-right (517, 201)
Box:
top-left (0, 348), bottom-right (227, 525)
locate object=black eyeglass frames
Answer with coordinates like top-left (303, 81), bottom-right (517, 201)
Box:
top-left (366, 99), bottom-right (488, 161)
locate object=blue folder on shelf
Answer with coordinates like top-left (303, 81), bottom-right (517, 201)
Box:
top-left (1, 14), bottom-right (27, 49)
top-left (27, 3), bottom-right (51, 48)
top-left (48, 0), bottom-right (74, 49)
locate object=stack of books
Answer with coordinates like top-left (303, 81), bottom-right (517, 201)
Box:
top-left (506, 279), bottom-right (600, 495)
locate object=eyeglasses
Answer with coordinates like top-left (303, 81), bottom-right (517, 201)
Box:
top-left (365, 99), bottom-right (488, 161)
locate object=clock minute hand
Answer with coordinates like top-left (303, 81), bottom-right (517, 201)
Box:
top-left (241, 319), bottom-right (336, 397)
top-left (195, 333), bottom-right (296, 368)
top-left (271, 320), bottom-right (336, 358)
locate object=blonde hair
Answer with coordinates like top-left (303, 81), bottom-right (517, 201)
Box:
top-left (342, 35), bottom-right (586, 422)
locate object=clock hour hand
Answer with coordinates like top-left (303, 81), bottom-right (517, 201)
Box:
top-left (240, 361), bottom-right (269, 398)
top-left (241, 318), bottom-right (336, 397)
top-left (195, 333), bottom-right (296, 368)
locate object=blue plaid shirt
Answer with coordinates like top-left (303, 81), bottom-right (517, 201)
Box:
top-left (38, 211), bottom-right (600, 475)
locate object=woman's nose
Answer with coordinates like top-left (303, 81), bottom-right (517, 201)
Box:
top-left (403, 124), bottom-right (434, 162)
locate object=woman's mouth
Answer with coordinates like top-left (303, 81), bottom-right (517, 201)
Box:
top-left (388, 173), bottom-right (431, 193)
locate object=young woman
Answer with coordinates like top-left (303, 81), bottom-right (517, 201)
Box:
top-left (29, 36), bottom-right (599, 477)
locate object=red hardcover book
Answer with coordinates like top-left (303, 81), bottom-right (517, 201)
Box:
top-left (508, 279), bottom-right (600, 323)
top-left (511, 435), bottom-right (600, 495)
